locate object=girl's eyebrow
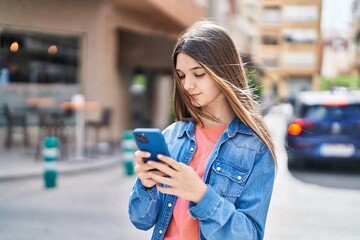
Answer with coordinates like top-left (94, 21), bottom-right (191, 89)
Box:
top-left (176, 66), bottom-right (203, 72)
top-left (189, 66), bottom-right (203, 71)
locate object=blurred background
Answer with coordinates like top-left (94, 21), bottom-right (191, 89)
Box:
top-left (0, 0), bottom-right (359, 239)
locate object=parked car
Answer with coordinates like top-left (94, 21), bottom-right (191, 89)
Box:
top-left (286, 88), bottom-right (360, 169)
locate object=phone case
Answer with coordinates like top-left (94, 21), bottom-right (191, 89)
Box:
top-left (133, 128), bottom-right (170, 162)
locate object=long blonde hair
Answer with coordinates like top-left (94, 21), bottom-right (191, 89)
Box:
top-left (172, 21), bottom-right (277, 164)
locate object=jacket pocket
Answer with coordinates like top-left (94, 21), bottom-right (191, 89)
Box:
top-left (208, 160), bottom-right (250, 199)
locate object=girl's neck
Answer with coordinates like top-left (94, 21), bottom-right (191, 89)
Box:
top-left (200, 105), bottom-right (235, 128)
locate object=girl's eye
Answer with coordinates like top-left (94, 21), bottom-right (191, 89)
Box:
top-left (195, 73), bottom-right (205, 78)
top-left (178, 75), bottom-right (185, 80)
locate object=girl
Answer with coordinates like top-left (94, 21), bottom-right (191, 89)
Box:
top-left (128, 21), bottom-right (277, 240)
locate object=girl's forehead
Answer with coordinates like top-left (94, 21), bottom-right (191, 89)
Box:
top-left (176, 53), bottom-right (201, 70)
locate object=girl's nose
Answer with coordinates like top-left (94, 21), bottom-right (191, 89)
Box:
top-left (183, 77), bottom-right (195, 91)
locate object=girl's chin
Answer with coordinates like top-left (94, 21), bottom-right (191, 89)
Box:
top-left (190, 100), bottom-right (201, 107)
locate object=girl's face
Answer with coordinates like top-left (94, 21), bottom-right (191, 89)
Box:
top-left (176, 52), bottom-right (225, 112)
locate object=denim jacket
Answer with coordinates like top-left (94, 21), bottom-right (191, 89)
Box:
top-left (128, 117), bottom-right (275, 240)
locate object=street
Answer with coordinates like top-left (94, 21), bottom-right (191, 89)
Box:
top-left (0, 104), bottom-right (360, 239)
top-left (0, 167), bottom-right (152, 240)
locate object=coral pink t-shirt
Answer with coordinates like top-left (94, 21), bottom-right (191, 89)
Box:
top-left (164, 124), bottom-right (226, 240)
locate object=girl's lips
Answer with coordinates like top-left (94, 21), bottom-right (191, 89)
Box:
top-left (189, 93), bottom-right (200, 98)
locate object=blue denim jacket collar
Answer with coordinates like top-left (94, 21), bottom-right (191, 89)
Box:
top-left (176, 116), bottom-right (254, 139)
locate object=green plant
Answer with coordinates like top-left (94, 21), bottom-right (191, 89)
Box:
top-left (321, 75), bottom-right (359, 90)
top-left (245, 67), bottom-right (263, 102)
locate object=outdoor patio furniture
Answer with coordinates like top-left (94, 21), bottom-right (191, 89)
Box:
top-left (85, 107), bottom-right (112, 156)
top-left (34, 109), bottom-right (69, 160)
top-left (3, 103), bottom-right (29, 148)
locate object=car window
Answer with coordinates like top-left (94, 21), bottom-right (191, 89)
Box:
top-left (303, 104), bottom-right (360, 120)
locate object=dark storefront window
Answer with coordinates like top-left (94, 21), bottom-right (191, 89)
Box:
top-left (0, 30), bottom-right (80, 84)
top-left (0, 30), bottom-right (80, 127)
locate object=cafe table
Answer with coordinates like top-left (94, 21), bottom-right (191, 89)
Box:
top-left (61, 95), bottom-right (100, 161)
top-left (26, 97), bottom-right (55, 108)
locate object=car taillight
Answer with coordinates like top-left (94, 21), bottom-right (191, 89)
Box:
top-left (288, 123), bottom-right (302, 135)
top-left (288, 118), bottom-right (314, 136)
top-left (293, 118), bottom-right (314, 129)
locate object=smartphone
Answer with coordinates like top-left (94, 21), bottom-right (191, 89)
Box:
top-left (133, 128), bottom-right (170, 162)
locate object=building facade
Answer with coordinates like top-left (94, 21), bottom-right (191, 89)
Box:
top-left (351, 0), bottom-right (360, 78)
top-left (321, 35), bottom-right (350, 78)
top-left (209, 0), bottom-right (261, 57)
top-left (258, 0), bottom-right (323, 101)
top-left (0, 0), bottom-right (207, 144)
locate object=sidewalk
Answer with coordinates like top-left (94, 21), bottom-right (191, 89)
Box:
top-left (0, 144), bottom-right (123, 182)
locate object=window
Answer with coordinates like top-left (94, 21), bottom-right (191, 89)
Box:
top-left (262, 35), bottom-right (278, 45)
top-left (263, 7), bottom-right (280, 23)
top-left (262, 58), bottom-right (278, 67)
top-left (282, 52), bottom-right (316, 68)
top-left (283, 6), bottom-right (318, 22)
top-left (283, 29), bottom-right (317, 44)
top-left (304, 105), bottom-right (360, 120)
top-left (0, 30), bottom-right (80, 84)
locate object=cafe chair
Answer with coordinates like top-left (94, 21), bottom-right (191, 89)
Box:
top-left (85, 107), bottom-right (112, 156)
top-left (35, 109), bottom-right (69, 160)
top-left (3, 103), bottom-right (29, 148)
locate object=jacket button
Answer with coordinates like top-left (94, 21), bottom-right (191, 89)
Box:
top-left (237, 176), bottom-right (242, 180)
top-left (216, 167), bottom-right (221, 171)
top-left (159, 230), bottom-right (163, 234)
top-left (190, 147), bottom-right (194, 152)
top-left (168, 203), bottom-right (172, 207)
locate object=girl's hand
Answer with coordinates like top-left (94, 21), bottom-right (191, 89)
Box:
top-left (147, 154), bottom-right (208, 204)
top-left (134, 150), bottom-right (167, 189)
